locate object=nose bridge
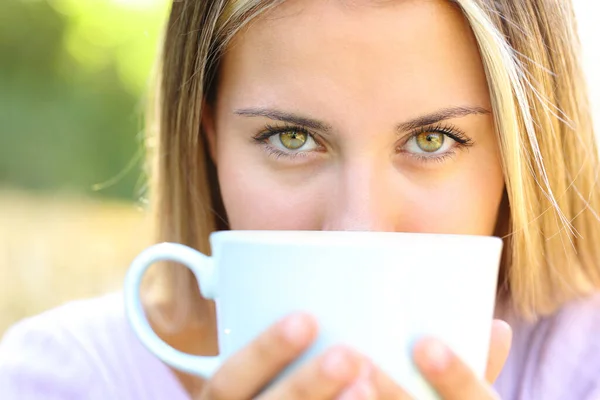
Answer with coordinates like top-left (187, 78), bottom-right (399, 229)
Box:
top-left (323, 159), bottom-right (396, 232)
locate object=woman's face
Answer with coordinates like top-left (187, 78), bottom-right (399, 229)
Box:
top-left (206, 0), bottom-right (505, 235)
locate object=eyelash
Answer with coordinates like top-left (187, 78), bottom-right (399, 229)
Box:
top-left (252, 123), bottom-right (474, 163)
top-left (399, 123), bottom-right (474, 164)
top-left (252, 124), bottom-right (320, 160)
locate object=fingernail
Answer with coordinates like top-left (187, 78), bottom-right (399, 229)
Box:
top-left (493, 319), bottom-right (513, 341)
top-left (322, 347), bottom-right (354, 381)
top-left (337, 378), bottom-right (375, 400)
top-left (282, 313), bottom-right (311, 345)
top-left (422, 339), bottom-right (451, 372)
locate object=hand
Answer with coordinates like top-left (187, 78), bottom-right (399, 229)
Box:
top-left (335, 319), bottom-right (512, 399)
top-left (198, 312), bottom-right (371, 400)
top-left (198, 314), bottom-right (511, 400)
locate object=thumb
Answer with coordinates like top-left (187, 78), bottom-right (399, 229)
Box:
top-left (484, 319), bottom-right (512, 384)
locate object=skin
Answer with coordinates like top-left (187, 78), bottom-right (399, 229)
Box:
top-left (160, 0), bottom-right (512, 398)
top-left (208, 0), bottom-right (504, 235)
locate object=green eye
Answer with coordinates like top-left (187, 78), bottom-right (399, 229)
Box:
top-left (279, 131), bottom-right (308, 150)
top-left (416, 132), bottom-right (444, 152)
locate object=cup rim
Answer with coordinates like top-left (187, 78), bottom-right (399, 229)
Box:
top-left (210, 230), bottom-right (503, 247)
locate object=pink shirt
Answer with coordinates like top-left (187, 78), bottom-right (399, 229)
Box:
top-left (1, 291), bottom-right (600, 399)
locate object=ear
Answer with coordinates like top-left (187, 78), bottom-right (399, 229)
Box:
top-left (202, 101), bottom-right (218, 164)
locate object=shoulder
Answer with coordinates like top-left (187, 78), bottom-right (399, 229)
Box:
top-left (498, 292), bottom-right (600, 400)
top-left (0, 292), bottom-right (187, 400)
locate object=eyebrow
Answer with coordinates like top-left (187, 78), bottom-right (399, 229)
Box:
top-left (396, 106), bottom-right (491, 132)
top-left (234, 105), bottom-right (490, 133)
top-left (234, 108), bottom-right (333, 132)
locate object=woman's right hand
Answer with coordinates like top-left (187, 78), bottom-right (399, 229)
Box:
top-left (198, 312), bottom-right (387, 400)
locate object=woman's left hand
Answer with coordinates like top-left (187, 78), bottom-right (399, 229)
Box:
top-left (338, 319), bottom-right (512, 399)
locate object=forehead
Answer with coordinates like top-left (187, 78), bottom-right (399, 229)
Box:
top-left (218, 0), bottom-right (490, 117)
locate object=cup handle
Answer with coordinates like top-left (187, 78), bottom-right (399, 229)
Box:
top-left (124, 242), bottom-right (221, 378)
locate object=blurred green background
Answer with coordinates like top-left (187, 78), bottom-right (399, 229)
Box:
top-left (0, 0), bottom-right (169, 200)
top-left (0, 0), bottom-right (169, 334)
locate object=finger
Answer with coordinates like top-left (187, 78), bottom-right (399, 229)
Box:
top-left (365, 363), bottom-right (412, 400)
top-left (413, 338), bottom-right (500, 400)
top-left (258, 346), bottom-right (366, 400)
top-left (485, 319), bottom-right (512, 383)
top-left (201, 313), bottom-right (317, 400)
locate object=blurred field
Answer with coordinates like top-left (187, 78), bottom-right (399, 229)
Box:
top-left (0, 190), bottom-right (152, 334)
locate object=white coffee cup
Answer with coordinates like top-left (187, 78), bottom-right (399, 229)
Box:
top-left (124, 230), bottom-right (502, 399)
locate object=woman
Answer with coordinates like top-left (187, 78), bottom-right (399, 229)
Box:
top-left (2, 0), bottom-right (600, 398)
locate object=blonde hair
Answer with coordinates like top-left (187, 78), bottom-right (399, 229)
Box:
top-left (144, 0), bottom-right (600, 330)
